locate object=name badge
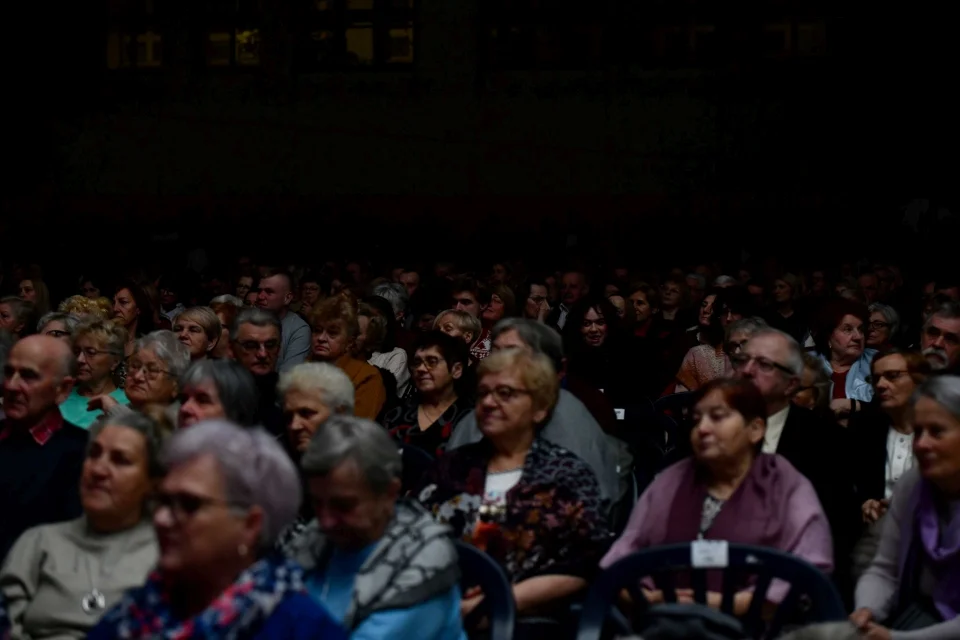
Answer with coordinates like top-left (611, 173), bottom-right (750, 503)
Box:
top-left (615, 408), bottom-right (625, 420)
top-left (691, 540), bottom-right (729, 568)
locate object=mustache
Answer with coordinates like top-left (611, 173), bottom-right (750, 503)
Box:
top-left (922, 347), bottom-right (949, 369)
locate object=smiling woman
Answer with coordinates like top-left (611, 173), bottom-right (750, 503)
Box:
top-left (0, 411), bottom-right (163, 639)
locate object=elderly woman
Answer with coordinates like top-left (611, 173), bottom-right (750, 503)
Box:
top-left (278, 362), bottom-right (355, 454)
top-left (867, 303), bottom-right (900, 351)
top-left (287, 415), bottom-right (465, 639)
top-left (603, 378), bottom-right (833, 613)
top-left (417, 349), bottom-right (610, 618)
top-left (309, 295), bottom-right (386, 420)
top-left (434, 309), bottom-right (482, 350)
top-left (62, 319), bottom-right (130, 428)
top-left (172, 306), bottom-right (221, 361)
top-left (0, 412), bottom-right (162, 638)
top-left (793, 353), bottom-right (832, 415)
top-left (37, 312), bottom-right (80, 343)
top-left (383, 330), bottom-right (472, 457)
top-left (848, 349), bottom-right (931, 583)
top-left (480, 284), bottom-right (516, 330)
top-left (814, 299), bottom-right (878, 421)
top-left (87, 421), bottom-right (346, 639)
top-left (91, 331), bottom-right (190, 418)
top-left (850, 376), bottom-right (960, 639)
top-left (724, 316), bottom-right (768, 356)
top-left (356, 301), bottom-right (410, 397)
top-left (0, 297), bottom-right (33, 339)
top-left (177, 359), bottom-right (260, 429)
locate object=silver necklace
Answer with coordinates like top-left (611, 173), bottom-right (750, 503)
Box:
top-left (80, 523), bottom-right (140, 615)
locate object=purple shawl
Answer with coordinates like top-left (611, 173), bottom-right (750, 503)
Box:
top-left (897, 478), bottom-right (960, 620)
top-left (602, 454), bottom-right (833, 596)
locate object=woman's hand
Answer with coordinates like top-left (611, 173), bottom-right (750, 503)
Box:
top-left (460, 593), bottom-right (484, 619)
top-left (861, 499), bottom-right (889, 524)
top-left (849, 607), bottom-right (875, 630)
top-left (87, 395), bottom-right (120, 413)
top-left (830, 398), bottom-right (852, 418)
top-left (536, 300), bottom-right (552, 322)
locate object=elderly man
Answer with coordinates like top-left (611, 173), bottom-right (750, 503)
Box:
top-left (288, 415), bottom-right (465, 639)
top-left (920, 300), bottom-right (960, 373)
top-left (0, 336), bottom-right (88, 560)
top-left (231, 308), bottom-right (285, 436)
top-left (733, 328), bottom-right (857, 594)
top-left (256, 267), bottom-right (310, 371)
top-left (446, 318), bottom-right (623, 507)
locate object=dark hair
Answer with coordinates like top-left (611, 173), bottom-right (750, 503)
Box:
top-left (562, 295), bottom-right (625, 358)
top-left (450, 277), bottom-right (481, 299)
top-left (360, 295), bottom-right (398, 352)
top-left (260, 267), bottom-right (294, 292)
top-left (692, 378), bottom-right (768, 454)
top-left (870, 348), bottom-right (932, 385)
top-left (627, 281), bottom-right (660, 310)
top-left (114, 280), bottom-right (155, 335)
top-left (413, 330), bottom-right (470, 371)
top-left (812, 299), bottom-right (869, 357)
top-left (715, 286), bottom-right (756, 320)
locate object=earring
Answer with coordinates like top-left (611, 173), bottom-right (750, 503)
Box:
top-left (237, 544), bottom-right (248, 557)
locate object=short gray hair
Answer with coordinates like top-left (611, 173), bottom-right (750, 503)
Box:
top-left (371, 283), bottom-right (409, 317)
top-left (713, 275), bottom-right (738, 287)
top-left (161, 420), bottom-right (301, 550)
top-left (300, 415), bottom-right (401, 494)
top-left (231, 307), bottom-right (282, 342)
top-left (210, 294), bottom-right (243, 307)
top-left (868, 302), bottom-right (900, 338)
top-left (491, 317), bottom-right (563, 373)
top-left (278, 362), bottom-right (355, 414)
top-left (180, 360), bottom-right (260, 426)
top-left (136, 331), bottom-right (191, 379)
top-left (914, 375), bottom-right (960, 422)
top-left (726, 316), bottom-right (768, 340)
top-left (686, 273), bottom-right (706, 290)
top-left (92, 410), bottom-right (167, 478)
top-left (748, 328), bottom-right (804, 376)
top-left (37, 312), bottom-right (81, 335)
top-left (925, 300), bottom-right (960, 328)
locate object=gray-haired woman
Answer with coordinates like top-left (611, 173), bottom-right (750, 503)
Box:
top-left (177, 359), bottom-right (259, 429)
top-left (64, 319), bottom-right (130, 429)
top-left (867, 302), bottom-right (900, 351)
top-left (0, 412), bottom-right (163, 638)
top-left (37, 311), bottom-right (80, 343)
top-left (287, 415), bottom-right (465, 639)
top-left (86, 420), bottom-right (346, 640)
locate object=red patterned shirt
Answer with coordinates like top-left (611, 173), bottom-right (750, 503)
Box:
top-left (0, 409), bottom-right (66, 446)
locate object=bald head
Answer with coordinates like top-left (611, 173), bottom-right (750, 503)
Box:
top-left (12, 335), bottom-right (76, 380)
top-left (3, 335), bottom-right (77, 425)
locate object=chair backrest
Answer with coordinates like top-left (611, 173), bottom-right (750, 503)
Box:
top-left (455, 541), bottom-right (516, 640)
top-left (576, 543), bottom-right (846, 640)
top-left (654, 392), bottom-right (695, 418)
top-left (399, 444), bottom-right (435, 494)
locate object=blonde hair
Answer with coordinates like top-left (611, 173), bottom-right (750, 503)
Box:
top-left (434, 309), bottom-right (482, 341)
top-left (174, 306), bottom-right (222, 342)
top-left (477, 349), bottom-right (559, 418)
top-left (309, 293), bottom-right (360, 341)
top-left (59, 295), bottom-right (111, 320)
top-left (74, 318), bottom-right (128, 361)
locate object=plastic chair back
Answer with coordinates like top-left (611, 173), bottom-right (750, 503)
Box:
top-left (455, 541), bottom-right (516, 640)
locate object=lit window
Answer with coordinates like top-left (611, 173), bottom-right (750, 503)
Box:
top-left (236, 29), bottom-right (261, 65)
top-left (387, 28), bottom-right (414, 63)
top-left (346, 27), bottom-right (374, 65)
top-left (208, 32), bottom-right (232, 65)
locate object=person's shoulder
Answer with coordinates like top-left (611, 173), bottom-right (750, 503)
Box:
top-left (787, 404), bottom-right (837, 433)
top-left (534, 439), bottom-right (599, 480)
top-left (58, 422), bottom-right (91, 448)
top-left (260, 592), bottom-right (347, 640)
top-left (284, 312), bottom-right (310, 330)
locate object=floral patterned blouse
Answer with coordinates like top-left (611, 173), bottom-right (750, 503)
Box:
top-left (382, 396), bottom-right (472, 457)
top-left (415, 437), bottom-right (611, 582)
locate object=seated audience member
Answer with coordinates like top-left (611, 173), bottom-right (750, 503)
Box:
top-left (602, 378), bottom-right (833, 614)
top-left (793, 353), bottom-right (832, 415)
top-left (172, 306), bottom-right (222, 361)
top-left (434, 310), bottom-right (482, 356)
top-left (417, 350), bottom-right (610, 618)
top-left (383, 330), bottom-right (472, 457)
top-left (92, 331), bottom-right (190, 416)
top-left (208, 301), bottom-right (238, 360)
top-left (87, 420), bottom-right (346, 640)
top-left (36, 312), bottom-right (80, 343)
top-left (813, 299), bottom-right (877, 422)
top-left (177, 359), bottom-right (260, 429)
top-left (288, 415), bottom-right (465, 640)
top-left (0, 412), bottom-right (162, 638)
top-left (850, 376), bottom-right (960, 639)
top-left (0, 336), bottom-right (88, 561)
top-left (229, 308), bottom-right (286, 432)
top-left (356, 300), bottom-right (410, 397)
top-left (62, 319), bottom-right (129, 428)
top-left (446, 317), bottom-right (621, 506)
top-left (0, 297), bottom-right (35, 340)
top-left (309, 295), bottom-right (386, 420)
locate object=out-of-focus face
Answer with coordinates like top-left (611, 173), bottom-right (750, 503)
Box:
top-left (561, 273), bottom-right (588, 307)
top-left (125, 347), bottom-right (178, 406)
top-left (411, 346), bottom-right (460, 395)
top-left (608, 295), bottom-right (626, 319)
top-left (178, 380), bottom-right (227, 428)
top-left (481, 294), bottom-right (506, 324)
top-left (698, 294), bottom-right (716, 327)
top-left (912, 396), bottom-right (960, 492)
top-left (417, 312), bottom-right (437, 332)
top-left (356, 315), bottom-right (371, 353)
top-left (82, 280), bottom-right (100, 299)
top-left (2, 338), bottom-right (74, 423)
top-left (872, 354), bottom-right (918, 412)
top-left (452, 290), bottom-right (481, 318)
top-left (300, 281), bottom-right (321, 307)
top-left (659, 281), bottom-right (681, 310)
top-left (308, 459), bottom-right (398, 551)
top-left (244, 291), bottom-right (258, 307)
top-left (580, 307), bottom-right (608, 347)
top-left (810, 271), bottom-right (827, 295)
top-left (81, 425), bottom-right (152, 530)
top-left (311, 321), bottom-right (351, 362)
top-left (829, 314), bottom-right (865, 363)
top-left (173, 318), bottom-right (214, 360)
top-left (400, 271), bottom-right (420, 297)
top-left (212, 314), bottom-right (233, 360)
top-left (629, 290), bottom-right (655, 324)
top-left (40, 320), bottom-right (71, 342)
top-left (491, 264), bottom-right (508, 283)
top-left (0, 303), bottom-right (21, 334)
top-left (525, 285), bottom-right (549, 319)
top-left (256, 275), bottom-right (292, 313)
top-left (235, 276), bottom-right (253, 300)
top-left (866, 311), bottom-right (892, 347)
top-left (793, 365), bottom-right (820, 410)
top-left (232, 323), bottom-right (280, 376)
top-left (773, 279), bottom-right (793, 304)
top-left (691, 389), bottom-right (764, 466)
top-left (921, 315), bottom-right (960, 371)
top-left (113, 289), bottom-right (140, 329)
top-left (159, 286), bottom-right (178, 308)
top-left (436, 313), bottom-right (473, 344)
top-left (476, 368), bottom-right (546, 439)
top-left (858, 274), bottom-right (879, 304)
top-left (19, 280), bottom-right (37, 303)
top-left (283, 388), bottom-right (333, 453)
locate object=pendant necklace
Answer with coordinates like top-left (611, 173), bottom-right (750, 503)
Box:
top-left (80, 526), bottom-right (138, 615)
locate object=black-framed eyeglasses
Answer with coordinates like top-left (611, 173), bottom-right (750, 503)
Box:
top-left (866, 370), bottom-right (908, 386)
top-left (154, 491), bottom-right (247, 522)
top-left (477, 385), bottom-right (531, 404)
top-left (730, 353), bottom-right (795, 376)
top-left (127, 360), bottom-right (171, 380)
top-left (868, 321), bottom-right (891, 330)
top-left (410, 355), bottom-right (444, 370)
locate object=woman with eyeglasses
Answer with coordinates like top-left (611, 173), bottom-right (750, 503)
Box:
top-left (60, 319), bottom-right (130, 429)
top-left (847, 349), bottom-right (931, 584)
top-left (813, 299), bottom-right (878, 424)
top-left (866, 303), bottom-right (900, 351)
top-left (416, 349), bottom-right (610, 622)
top-left (0, 412), bottom-right (163, 638)
top-left (383, 331), bottom-right (472, 458)
top-left (86, 420), bottom-right (346, 640)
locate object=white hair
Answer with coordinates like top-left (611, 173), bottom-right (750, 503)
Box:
top-left (161, 420), bottom-right (301, 550)
top-left (210, 294), bottom-right (243, 307)
top-left (748, 328), bottom-right (804, 376)
top-left (136, 331), bottom-right (191, 378)
top-left (277, 362), bottom-right (355, 414)
top-left (371, 282), bottom-right (409, 317)
top-left (713, 275), bottom-right (738, 287)
top-left (300, 415), bottom-right (401, 494)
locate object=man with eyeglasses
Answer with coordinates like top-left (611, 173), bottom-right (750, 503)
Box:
top-left (0, 336), bottom-right (88, 560)
top-left (231, 308), bottom-right (285, 436)
top-left (733, 328), bottom-right (858, 596)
